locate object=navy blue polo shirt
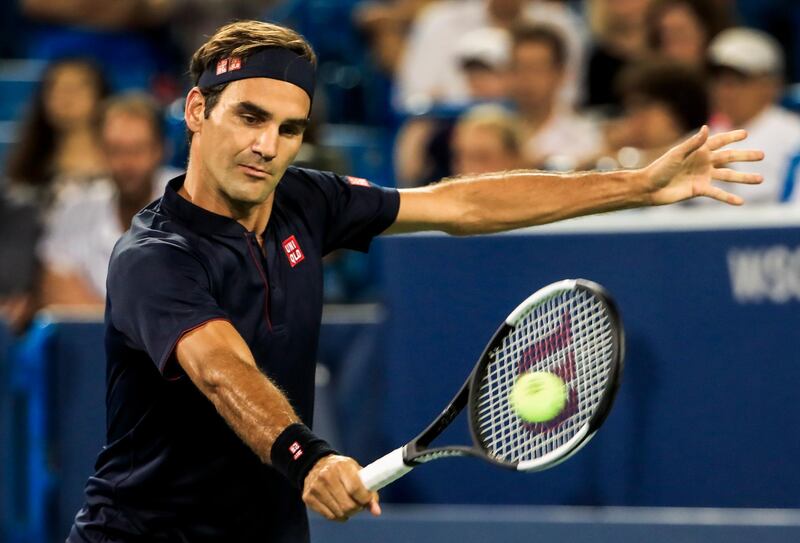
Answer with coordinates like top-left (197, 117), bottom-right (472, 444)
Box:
top-left (68, 167), bottom-right (399, 542)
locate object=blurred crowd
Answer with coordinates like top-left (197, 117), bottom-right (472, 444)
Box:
top-left (1, 0), bottom-right (800, 332)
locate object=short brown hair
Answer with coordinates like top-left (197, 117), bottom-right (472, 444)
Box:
top-left (616, 59), bottom-right (710, 132)
top-left (456, 105), bottom-right (523, 155)
top-left (510, 22), bottom-right (567, 68)
top-left (99, 92), bottom-right (164, 142)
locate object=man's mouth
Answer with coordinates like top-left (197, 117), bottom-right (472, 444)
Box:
top-left (238, 164), bottom-right (270, 178)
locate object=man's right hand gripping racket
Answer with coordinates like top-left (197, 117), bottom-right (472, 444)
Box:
top-left (359, 279), bottom-right (624, 491)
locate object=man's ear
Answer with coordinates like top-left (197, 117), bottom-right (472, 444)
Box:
top-left (185, 87), bottom-right (206, 137)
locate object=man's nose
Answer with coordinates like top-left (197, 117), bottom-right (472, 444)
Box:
top-left (252, 124), bottom-right (279, 160)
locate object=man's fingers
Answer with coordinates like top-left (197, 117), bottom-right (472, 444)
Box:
top-left (700, 185), bottom-right (745, 206)
top-left (675, 125), bottom-right (709, 159)
top-left (707, 129), bottom-right (748, 151)
top-left (339, 463), bottom-right (373, 505)
top-left (368, 493), bottom-right (382, 516)
top-left (712, 149), bottom-right (764, 166)
top-left (713, 168), bottom-right (764, 184)
top-left (306, 495), bottom-right (338, 521)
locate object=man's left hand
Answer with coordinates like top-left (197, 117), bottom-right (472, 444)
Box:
top-left (644, 126), bottom-right (764, 206)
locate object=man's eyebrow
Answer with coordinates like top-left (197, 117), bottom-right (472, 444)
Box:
top-left (235, 101), bottom-right (270, 119)
top-left (235, 101), bottom-right (308, 129)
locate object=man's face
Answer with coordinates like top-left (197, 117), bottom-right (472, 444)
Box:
top-left (451, 123), bottom-right (520, 176)
top-left (711, 68), bottom-right (777, 126)
top-left (463, 65), bottom-right (510, 100)
top-left (102, 112), bottom-right (163, 200)
top-left (510, 41), bottom-right (562, 114)
top-left (188, 78), bottom-right (310, 208)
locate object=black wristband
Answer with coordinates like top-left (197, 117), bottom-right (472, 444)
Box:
top-left (271, 423), bottom-right (337, 490)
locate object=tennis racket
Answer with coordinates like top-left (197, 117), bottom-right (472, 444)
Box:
top-left (358, 279), bottom-right (624, 491)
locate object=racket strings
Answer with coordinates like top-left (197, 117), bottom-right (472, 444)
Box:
top-left (474, 289), bottom-right (615, 465)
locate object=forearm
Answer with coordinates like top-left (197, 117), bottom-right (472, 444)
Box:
top-left (194, 355), bottom-right (298, 464)
top-left (436, 168), bottom-right (651, 235)
top-left (175, 322), bottom-right (299, 464)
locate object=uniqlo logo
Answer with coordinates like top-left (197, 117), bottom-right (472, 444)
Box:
top-left (216, 58), bottom-right (229, 75)
top-left (228, 57), bottom-right (242, 71)
top-left (282, 235), bottom-right (305, 268)
top-left (346, 176), bottom-right (370, 187)
top-left (289, 441), bottom-right (303, 460)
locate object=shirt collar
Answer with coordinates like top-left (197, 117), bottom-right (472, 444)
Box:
top-left (160, 174), bottom-right (251, 238)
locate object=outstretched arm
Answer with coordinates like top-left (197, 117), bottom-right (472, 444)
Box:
top-left (175, 319), bottom-right (380, 521)
top-left (385, 128), bottom-right (764, 236)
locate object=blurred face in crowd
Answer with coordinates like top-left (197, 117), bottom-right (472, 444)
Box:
top-left (602, 0), bottom-right (652, 30)
top-left (487, 0), bottom-right (525, 23)
top-left (510, 41), bottom-right (562, 114)
top-left (463, 64), bottom-right (510, 101)
top-left (451, 121), bottom-right (521, 176)
top-left (186, 78), bottom-right (309, 208)
top-left (43, 62), bottom-right (102, 131)
top-left (102, 111), bottom-right (163, 201)
top-left (711, 68), bottom-right (778, 126)
top-left (621, 95), bottom-right (684, 149)
top-left (653, 3), bottom-right (706, 66)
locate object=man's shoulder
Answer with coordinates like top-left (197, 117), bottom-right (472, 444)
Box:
top-left (111, 209), bottom-right (199, 270)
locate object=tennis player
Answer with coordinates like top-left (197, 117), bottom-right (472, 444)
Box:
top-left (67, 20), bottom-right (762, 543)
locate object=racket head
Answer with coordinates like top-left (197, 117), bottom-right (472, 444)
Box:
top-left (466, 279), bottom-right (624, 472)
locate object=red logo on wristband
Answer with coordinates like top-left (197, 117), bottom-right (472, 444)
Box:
top-left (289, 441), bottom-right (304, 460)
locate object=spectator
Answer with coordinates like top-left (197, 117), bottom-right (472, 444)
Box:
top-left (455, 27), bottom-right (512, 101)
top-left (708, 28), bottom-right (800, 203)
top-left (594, 59), bottom-right (709, 168)
top-left (394, 27), bottom-right (513, 186)
top-left (39, 93), bottom-right (177, 306)
top-left (510, 22), bottom-right (602, 170)
top-left (585, 0), bottom-right (651, 110)
top-left (0, 191), bottom-right (41, 334)
top-left (451, 105), bottom-right (524, 175)
top-left (396, 0), bottom-right (586, 110)
top-left (645, 0), bottom-right (730, 68)
top-left (5, 58), bottom-right (110, 207)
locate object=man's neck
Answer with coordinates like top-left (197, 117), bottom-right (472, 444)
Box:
top-left (183, 158), bottom-right (274, 235)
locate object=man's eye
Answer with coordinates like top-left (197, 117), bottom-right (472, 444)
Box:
top-left (280, 125), bottom-right (302, 136)
top-left (242, 114), bottom-right (258, 125)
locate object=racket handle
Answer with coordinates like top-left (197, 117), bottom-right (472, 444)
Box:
top-left (358, 447), bottom-right (413, 491)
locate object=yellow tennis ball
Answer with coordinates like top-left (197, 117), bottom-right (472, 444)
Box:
top-left (510, 372), bottom-right (567, 423)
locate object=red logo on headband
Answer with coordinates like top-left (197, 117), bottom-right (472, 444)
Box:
top-left (216, 57), bottom-right (242, 75)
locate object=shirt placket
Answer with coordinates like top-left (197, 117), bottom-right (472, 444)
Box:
top-left (244, 232), bottom-right (273, 332)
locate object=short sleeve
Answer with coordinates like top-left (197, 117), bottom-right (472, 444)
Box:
top-left (108, 241), bottom-right (229, 375)
top-left (296, 169), bottom-right (400, 254)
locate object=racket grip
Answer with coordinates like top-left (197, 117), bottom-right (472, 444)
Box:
top-left (358, 447), bottom-right (413, 491)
